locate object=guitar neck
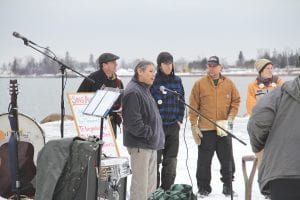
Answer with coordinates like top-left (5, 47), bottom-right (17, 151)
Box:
top-left (9, 79), bottom-right (20, 133)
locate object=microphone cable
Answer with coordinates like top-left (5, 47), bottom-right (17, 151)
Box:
top-left (181, 108), bottom-right (195, 190)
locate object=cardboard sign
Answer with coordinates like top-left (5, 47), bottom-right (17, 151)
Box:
top-left (67, 93), bottom-right (120, 157)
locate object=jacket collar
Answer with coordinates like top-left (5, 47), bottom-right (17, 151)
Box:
top-left (132, 77), bottom-right (151, 88)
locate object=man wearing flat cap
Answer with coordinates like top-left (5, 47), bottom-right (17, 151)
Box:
top-left (77, 52), bottom-right (124, 137)
top-left (189, 56), bottom-right (240, 197)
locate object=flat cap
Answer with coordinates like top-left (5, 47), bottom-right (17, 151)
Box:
top-left (98, 53), bottom-right (120, 65)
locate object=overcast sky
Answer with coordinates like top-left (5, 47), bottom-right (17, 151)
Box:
top-left (1, 0), bottom-right (299, 65)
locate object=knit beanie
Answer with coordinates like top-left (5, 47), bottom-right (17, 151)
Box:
top-left (255, 59), bottom-right (272, 73)
top-left (156, 52), bottom-right (174, 76)
top-left (157, 52), bottom-right (173, 66)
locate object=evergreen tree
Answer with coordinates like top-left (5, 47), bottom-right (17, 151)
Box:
top-left (244, 59), bottom-right (255, 69)
top-left (65, 51), bottom-right (71, 66)
top-left (262, 52), bottom-right (271, 60)
top-left (188, 58), bottom-right (207, 71)
top-left (236, 51), bottom-right (245, 68)
top-left (200, 58), bottom-right (207, 70)
top-left (11, 58), bottom-right (20, 75)
top-left (289, 52), bottom-right (296, 66)
top-left (40, 47), bottom-right (58, 74)
top-left (24, 57), bottom-right (37, 75)
top-left (277, 53), bottom-right (287, 68)
top-left (1, 63), bottom-right (7, 73)
top-left (88, 54), bottom-right (97, 70)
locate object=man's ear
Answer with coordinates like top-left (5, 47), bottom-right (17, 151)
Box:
top-left (137, 67), bottom-right (143, 75)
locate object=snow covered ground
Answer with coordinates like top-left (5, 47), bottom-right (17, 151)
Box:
top-left (0, 117), bottom-right (267, 200)
top-left (173, 117), bottom-right (265, 200)
top-left (41, 117), bottom-right (267, 200)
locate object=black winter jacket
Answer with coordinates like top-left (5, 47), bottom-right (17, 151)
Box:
top-left (77, 68), bottom-right (123, 125)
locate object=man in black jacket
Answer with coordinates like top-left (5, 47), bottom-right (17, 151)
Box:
top-left (77, 52), bottom-right (123, 137)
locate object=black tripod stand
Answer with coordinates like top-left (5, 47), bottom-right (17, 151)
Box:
top-left (161, 87), bottom-right (246, 200)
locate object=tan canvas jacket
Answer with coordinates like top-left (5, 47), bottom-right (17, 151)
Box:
top-left (189, 74), bottom-right (240, 130)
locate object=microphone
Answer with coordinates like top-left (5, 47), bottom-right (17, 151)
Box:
top-left (12, 32), bottom-right (36, 45)
top-left (159, 86), bottom-right (181, 96)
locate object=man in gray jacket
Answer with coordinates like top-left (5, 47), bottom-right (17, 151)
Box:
top-left (122, 60), bottom-right (165, 200)
top-left (247, 75), bottom-right (300, 200)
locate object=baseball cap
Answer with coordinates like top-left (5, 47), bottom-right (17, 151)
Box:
top-left (207, 56), bottom-right (220, 65)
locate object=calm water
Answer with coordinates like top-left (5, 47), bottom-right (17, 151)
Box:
top-left (0, 75), bottom-right (297, 122)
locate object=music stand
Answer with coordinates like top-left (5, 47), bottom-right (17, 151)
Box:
top-left (83, 87), bottom-right (121, 200)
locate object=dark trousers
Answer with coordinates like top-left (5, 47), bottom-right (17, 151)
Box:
top-left (196, 130), bottom-right (235, 192)
top-left (269, 178), bottom-right (300, 200)
top-left (157, 123), bottom-right (180, 190)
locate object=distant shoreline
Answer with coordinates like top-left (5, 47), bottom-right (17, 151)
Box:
top-left (0, 72), bottom-right (298, 79)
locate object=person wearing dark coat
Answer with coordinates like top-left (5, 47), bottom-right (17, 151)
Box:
top-left (150, 52), bottom-right (185, 190)
top-left (248, 75), bottom-right (300, 200)
top-left (122, 60), bottom-right (165, 200)
top-left (77, 53), bottom-right (123, 137)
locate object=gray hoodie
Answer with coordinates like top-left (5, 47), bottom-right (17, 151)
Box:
top-left (122, 77), bottom-right (165, 150)
top-left (247, 75), bottom-right (300, 193)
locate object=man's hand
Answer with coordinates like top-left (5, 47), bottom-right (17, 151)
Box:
top-left (191, 125), bottom-right (203, 145)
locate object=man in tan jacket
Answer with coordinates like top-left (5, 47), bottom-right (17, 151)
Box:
top-left (189, 56), bottom-right (240, 197)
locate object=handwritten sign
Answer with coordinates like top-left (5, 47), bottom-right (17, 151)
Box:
top-left (67, 93), bottom-right (120, 157)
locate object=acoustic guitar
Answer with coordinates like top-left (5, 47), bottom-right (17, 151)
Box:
top-left (0, 80), bottom-right (36, 198)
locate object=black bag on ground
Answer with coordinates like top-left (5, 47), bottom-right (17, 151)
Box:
top-left (53, 137), bottom-right (99, 200)
top-left (148, 184), bottom-right (196, 200)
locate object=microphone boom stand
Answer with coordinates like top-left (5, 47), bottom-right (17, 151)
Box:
top-left (165, 90), bottom-right (246, 200)
top-left (18, 40), bottom-right (95, 138)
